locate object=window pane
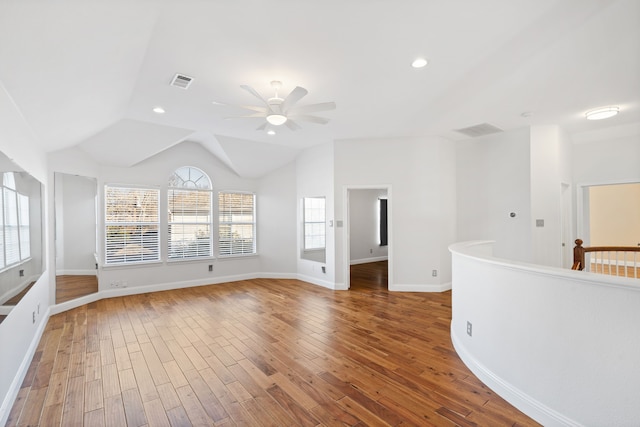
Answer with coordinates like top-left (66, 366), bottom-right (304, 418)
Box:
top-left (18, 193), bottom-right (30, 260)
top-left (218, 192), bottom-right (256, 256)
top-left (105, 186), bottom-right (160, 264)
top-left (168, 168), bottom-right (213, 260)
top-left (4, 188), bottom-right (19, 265)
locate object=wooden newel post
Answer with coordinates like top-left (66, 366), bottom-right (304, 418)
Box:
top-left (573, 239), bottom-right (585, 270)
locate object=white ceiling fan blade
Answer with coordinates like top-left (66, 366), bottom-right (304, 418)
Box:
top-left (240, 85), bottom-right (269, 106)
top-left (224, 113), bottom-right (266, 119)
top-left (290, 115), bottom-right (330, 125)
top-left (256, 122), bottom-right (268, 131)
top-left (282, 86), bottom-right (308, 111)
top-left (212, 102), bottom-right (268, 113)
top-left (287, 101), bottom-right (336, 115)
top-left (284, 119), bottom-right (301, 131)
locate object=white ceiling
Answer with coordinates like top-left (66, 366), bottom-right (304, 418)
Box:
top-left (0, 0), bottom-right (638, 177)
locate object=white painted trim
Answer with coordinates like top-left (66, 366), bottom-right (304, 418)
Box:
top-left (0, 306), bottom-right (51, 427)
top-left (343, 185), bottom-right (393, 290)
top-left (389, 282), bottom-right (451, 292)
top-left (295, 273), bottom-right (337, 290)
top-left (350, 256), bottom-right (388, 265)
top-left (50, 272), bottom-right (300, 315)
top-left (451, 330), bottom-right (579, 427)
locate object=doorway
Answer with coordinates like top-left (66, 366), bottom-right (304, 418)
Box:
top-left (344, 186), bottom-right (391, 290)
top-left (54, 173), bottom-right (99, 303)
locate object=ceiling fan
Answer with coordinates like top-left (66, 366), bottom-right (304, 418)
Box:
top-left (219, 80), bottom-right (336, 131)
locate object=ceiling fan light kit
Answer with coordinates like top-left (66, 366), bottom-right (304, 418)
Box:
top-left (222, 80), bottom-right (336, 131)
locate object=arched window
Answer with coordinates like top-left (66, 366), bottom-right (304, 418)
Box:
top-left (168, 167), bottom-right (212, 260)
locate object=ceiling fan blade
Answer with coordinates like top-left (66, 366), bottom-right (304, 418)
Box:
top-left (287, 101), bottom-right (336, 115)
top-left (256, 122), bottom-right (268, 131)
top-left (240, 85), bottom-right (269, 106)
top-left (212, 101), bottom-right (268, 113)
top-left (290, 115), bottom-right (330, 125)
top-left (223, 113), bottom-right (267, 119)
top-left (284, 119), bottom-right (302, 131)
top-left (282, 86), bottom-right (308, 111)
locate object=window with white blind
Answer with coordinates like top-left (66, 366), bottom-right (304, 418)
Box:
top-left (18, 193), bottom-right (30, 259)
top-left (1, 172), bottom-right (30, 269)
top-left (218, 192), bottom-right (256, 256)
top-left (105, 186), bottom-right (160, 264)
top-left (168, 167), bottom-right (212, 260)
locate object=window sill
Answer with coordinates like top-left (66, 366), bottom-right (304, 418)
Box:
top-left (102, 260), bottom-right (163, 270)
top-left (217, 253), bottom-right (259, 261)
top-left (166, 256), bottom-right (216, 265)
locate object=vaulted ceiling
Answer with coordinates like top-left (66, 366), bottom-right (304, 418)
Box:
top-left (0, 0), bottom-right (638, 177)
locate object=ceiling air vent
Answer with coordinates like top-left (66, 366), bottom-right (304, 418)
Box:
top-left (170, 73), bottom-right (194, 89)
top-left (454, 123), bottom-right (503, 138)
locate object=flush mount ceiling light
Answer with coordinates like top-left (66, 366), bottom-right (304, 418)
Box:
top-left (266, 113), bottom-right (287, 126)
top-left (152, 106), bottom-right (165, 114)
top-left (411, 57), bottom-right (428, 68)
top-left (585, 106), bottom-right (619, 120)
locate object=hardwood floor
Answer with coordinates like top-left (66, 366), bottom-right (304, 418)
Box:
top-left (56, 275), bottom-right (99, 304)
top-left (7, 263), bottom-right (538, 426)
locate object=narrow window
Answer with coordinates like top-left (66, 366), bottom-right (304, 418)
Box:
top-left (105, 186), bottom-right (160, 264)
top-left (218, 192), bottom-right (256, 256)
top-left (303, 197), bottom-right (325, 250)
top-left (168, 167), bottom-right (212, 260)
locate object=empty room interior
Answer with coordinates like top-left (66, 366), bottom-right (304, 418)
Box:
top-left (0, 1), bottom-right (639, 426)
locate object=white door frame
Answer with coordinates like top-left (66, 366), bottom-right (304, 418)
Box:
top-left (343, 184), bottom-right (392, 290)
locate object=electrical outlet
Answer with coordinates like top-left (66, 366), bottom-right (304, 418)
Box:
top-left (370, 248), bottom-right (373, 254)
top-left (432, 270), bottom-right (438, 277)
top-left (467, 321), bottom-right (473, 337)
top-left (32, 311), bottom-right (36, 324)
top-left (208, 264), bottom-right (213, 272)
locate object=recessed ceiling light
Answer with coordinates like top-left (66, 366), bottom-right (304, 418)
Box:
top-left (267, 130), bottom-right (276, 135)
top-left (411, 57), bottom-right (428, 68)
top-left (152, 106), bottom-right (165, 114)
top-left (585, 106), bottom-right (619, 120)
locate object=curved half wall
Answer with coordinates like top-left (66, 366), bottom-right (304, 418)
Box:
top-left (449, 241), bottom-right (640, 426)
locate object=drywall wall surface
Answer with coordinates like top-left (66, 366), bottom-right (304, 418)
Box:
top-left (334, 136), bottom-right (456, 290)
top-left (258, 161), bottom-right (297, 274)
top-left (349, 189), bottom-right (388, 263)
top-left (456, 128), bottom-right (532, 262)
top-left (573, 134), bottom-right (640, 185)
top-left (59, 174), bottom-right (97, 273)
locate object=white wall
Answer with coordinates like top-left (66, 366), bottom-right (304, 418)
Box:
top-left (0, 81), bottom-right (50, 425)
top-left (573, 133), bottom-right (640, 185)
top-left (296, 143), bottom-right (334, 287)
top-left (450, 241), bottom-right (640, 426)
top-left (349, 189), bottom-right (388, 263)
top-left (56, 173), bottom-right (97, 274)
top-left (258, 161), bottom-right (297, 275)
top-left (334, 136), bottom-right (456, 291)
top-left (530, 125), bottom-right (572, 267)
top-left (456, 128), bottom-right (532, 261)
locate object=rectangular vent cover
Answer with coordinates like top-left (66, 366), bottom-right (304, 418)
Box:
top-left (454, 123), bottom-right (503, 138)
top-left (170, 73), bottom-right (194, 89)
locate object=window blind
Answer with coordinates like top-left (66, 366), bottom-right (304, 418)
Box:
top-left (218, 192), bottom-right (256, 256)
top-left (105, 186), bottom-right (160, 264)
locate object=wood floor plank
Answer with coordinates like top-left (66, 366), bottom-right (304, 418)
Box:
top-left (9, 262), bottom-right (540, 426)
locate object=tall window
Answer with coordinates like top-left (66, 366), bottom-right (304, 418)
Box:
top-left (1, 172), bottom-right (30, 269)
top-left (219, 192), bottom-right (256, 256)
top-left (105, 186), bottom-right (159, 264)
top-left (303, 197), bottom-right (325, 250)
top-left (168, 167), bottom-right (212, 260)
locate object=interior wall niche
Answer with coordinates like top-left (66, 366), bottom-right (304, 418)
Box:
top-left (54, 172), bottom-right (98, 303)
top-left (0, 151), bottom-right (44, 322)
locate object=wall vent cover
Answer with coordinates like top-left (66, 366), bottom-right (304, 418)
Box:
top-left (454, 123), bottom-right (503, 138)
top-left (170, 73), bottom-right (194, 89)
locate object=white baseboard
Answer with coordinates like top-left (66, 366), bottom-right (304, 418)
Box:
top-left (55, 269), bottom-right (97, 276)
top-left (350, 256), bottom-right (388, 265)
top-left (450, 330), bottom-right (579, 427)
top-left (0, 306), bottom-right (51, 426)
top-left (295, 274), bottom-right (337, 290)
top-left (389, 282), bottom-right (451, 292)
